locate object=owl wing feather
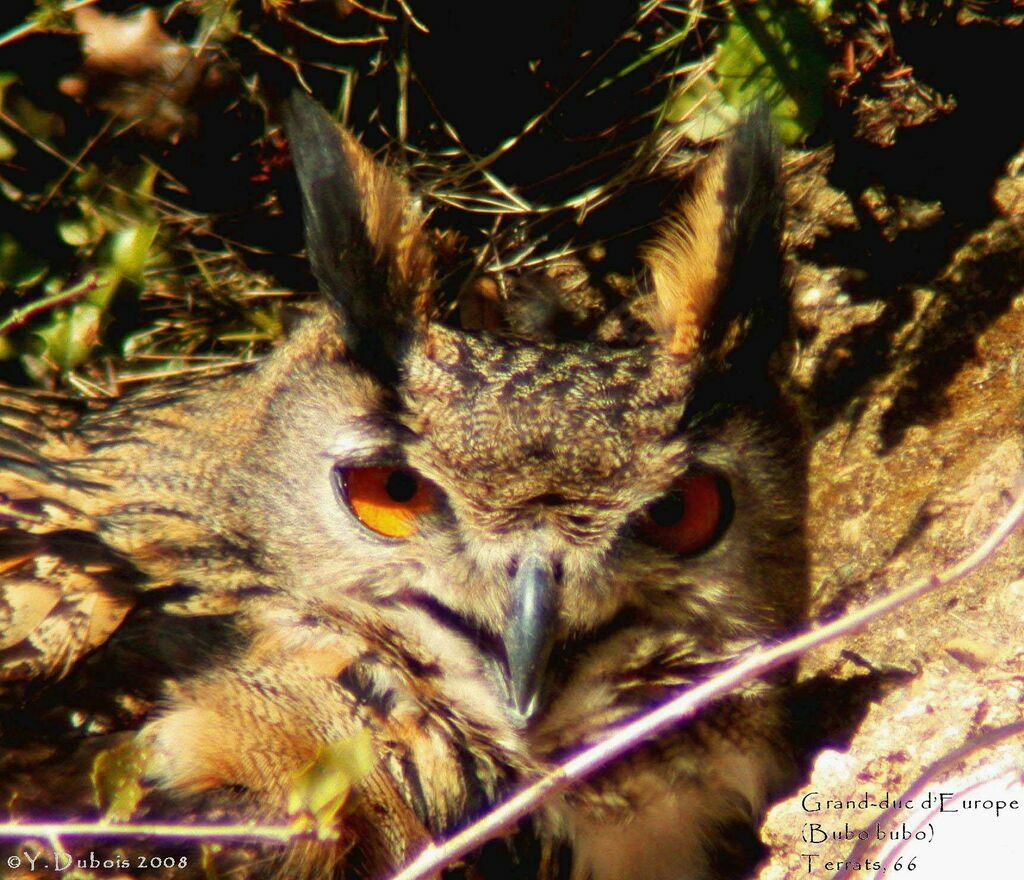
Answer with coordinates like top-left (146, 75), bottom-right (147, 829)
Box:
top-left (0, 386), bottom-right (139, 697)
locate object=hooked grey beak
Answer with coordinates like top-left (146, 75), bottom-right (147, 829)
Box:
top-left (503, 553), bottom-right (559, 721)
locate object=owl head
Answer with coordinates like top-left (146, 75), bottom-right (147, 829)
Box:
top-left (259, 93), bottom-right (807, 734)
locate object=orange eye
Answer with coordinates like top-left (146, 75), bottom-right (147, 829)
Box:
top-left (638, 472), bottom-right (731, 556)
top-left (336, 466), bottom-right (438, 539)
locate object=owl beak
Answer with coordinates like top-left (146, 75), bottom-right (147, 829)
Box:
top-left (504, 553), bottom-right (559, 722)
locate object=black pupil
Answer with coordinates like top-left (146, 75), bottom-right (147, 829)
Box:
top-left (649, 491), bottom-right (686, 527)
top-left (386, 470), bottom-right (418, 502)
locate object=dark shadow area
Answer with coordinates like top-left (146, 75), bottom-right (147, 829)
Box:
top-left (1, 0), bottom-right (1021, 421)
top-left (399, 0), bottom-right (670, 202)
top-left (0, 602), bottom-right (241, 748)
top-left (784, 669), bottom-right (912, 773)
top-left (801, 14), bottom-right (1024, 446)
top-left (0, 0), bottom-right (713, 371)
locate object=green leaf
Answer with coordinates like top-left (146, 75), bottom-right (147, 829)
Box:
top-left (58, 217), bottom-right (100, 248)
top-left (668, 0), bottom-right (829, 144)
top-left (0, 74), bottom-right (17, 159)
top-left (287, 731), bottom-right (375, 840)
top-left (84, 267), bottom-right (122, 310)
top-left (29, 302), bottom-right (100, 369)
top-left (10, 92), bottom-right (63, 140)
top-left (0, 233), bottom-right (48, 290)
top-left (111, 222), bottom-right (158, 283)
top-left (91, 738), bottom-right (147, 822)
top-left (0, 131), bottom-right (15, 162)
top-left (195, 0), bottom-right (241, 42)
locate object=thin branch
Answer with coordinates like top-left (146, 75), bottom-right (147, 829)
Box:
top-left (392, 0), bottom-right (429, 34)
top-left (0, 820), bottom-right (303, 844)
top-left (387, 474), bottom-right (1024, 880)
top-left (343, 0), bottom-right (397, 23)
top-left (0, 277), bottom-right (98, 337)
top-left (279, 14), bottom-right (387, 47)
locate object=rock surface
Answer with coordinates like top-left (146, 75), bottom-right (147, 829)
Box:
top-left (757, 123), bottom-right (1024, 878)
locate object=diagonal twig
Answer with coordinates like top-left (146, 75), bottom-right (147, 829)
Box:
top-left (386, 474), bottom-right (1024, 880)
top-left (0, 276), bottom-right (98, 337)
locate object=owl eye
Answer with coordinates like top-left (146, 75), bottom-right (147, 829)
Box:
top-left (335, 465), bottom-right (438, 539)
top-left (638, 471), bottom-right (732, 556)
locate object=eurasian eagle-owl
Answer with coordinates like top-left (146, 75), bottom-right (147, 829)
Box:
top-left (0, 92), bottom-right (807, 880)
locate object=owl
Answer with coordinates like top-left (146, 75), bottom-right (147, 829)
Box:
top-left (0, 93), bottom-right (807, 880)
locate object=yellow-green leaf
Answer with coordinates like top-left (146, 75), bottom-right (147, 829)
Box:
top-left (111, 223), bottom-right (158, 283)
top-left (668, 0), bottom-right (829, 145)
top-left (58, 217), bottom-right (99, 248)
top-left (287, 731), bottom-right (375, 840)
top-left (84, 267), bottom-right (121, 310)
top-left (0, 131), bottom-right (15, 162)
top-left (91, 738), bottom-right (147, 821)
top-left (0, 233), bottom-right (48, 290)
top-left (29, 300), bottom-right (103, 370)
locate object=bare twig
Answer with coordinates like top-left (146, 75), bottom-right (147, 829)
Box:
top-left (279, 14), bottom-right (387, 47)
top-left (387, 475), bottom-right (1024, 880)
top-left (0, 820), bottom-right (303, 844)
top-left (392, 0), bottom-right (429, 33)
top-left (344, 0), bottom-right (397, 23)
top-left (0, 277), bottom-right (98, 337)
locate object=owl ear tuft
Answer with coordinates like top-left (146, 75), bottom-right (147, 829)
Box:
top-left (644, 105), bottom-right (786, 368)
top-left (283, 91), bottom-right (436, 384)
